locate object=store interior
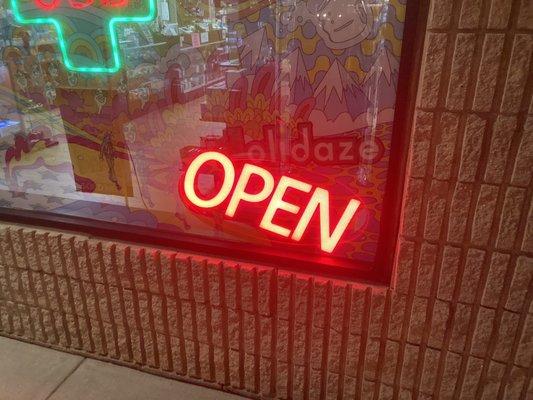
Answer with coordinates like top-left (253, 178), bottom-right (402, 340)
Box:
top-left (0, 0), bottom-right (399, 263)
top-left (0, 0), bottom-right (256, 198)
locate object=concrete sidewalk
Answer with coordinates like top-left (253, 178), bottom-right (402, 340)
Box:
top-left (0, 336), bottom-right (248, 400)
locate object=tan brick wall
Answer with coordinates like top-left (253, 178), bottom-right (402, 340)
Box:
top-left (0, 0), bottom-right (532, 399)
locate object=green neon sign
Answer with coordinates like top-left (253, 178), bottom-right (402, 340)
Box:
top-left (10, 0), bottom-right (156, 74)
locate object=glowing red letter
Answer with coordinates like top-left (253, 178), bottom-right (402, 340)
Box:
top-left (183, 152), bottom-right (235, 208)
top-left (292, 188), bottom-right (360, 253)
top-left (226, 163), bottom-right (274, 218)
top-left (260, 177), bottom-right (311, 237)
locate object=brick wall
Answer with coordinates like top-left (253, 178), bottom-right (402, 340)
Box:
top-left (0, 0), bottom-right (532, 399)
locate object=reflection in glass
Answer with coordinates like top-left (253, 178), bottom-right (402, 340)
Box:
top-left (0, 0), bottom-right (406, 266)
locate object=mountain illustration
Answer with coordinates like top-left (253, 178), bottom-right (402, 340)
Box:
top-left (362, 46), bottom-right (400, 109)
top-left (239, 27), bottom-right (270, 69)
top-left (313, 59), bottom-right (370, 120)
top-left (275, 48), bottom-right (313, 105)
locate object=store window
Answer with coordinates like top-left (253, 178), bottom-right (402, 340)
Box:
top-left (0, 0), bottom-right (416, 282)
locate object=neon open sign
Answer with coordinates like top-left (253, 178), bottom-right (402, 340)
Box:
top-left (10, 0), bottom-right (156, 73)
top-left (180, 151), bottom-right (362, 254)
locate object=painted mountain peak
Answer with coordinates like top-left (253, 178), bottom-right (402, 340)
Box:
top-left (313, 59), bottom-right (370, 121)
top-left (363, 46), bottom-right (399, 86)
top-left (363, 46), bottom-right (400, 110)
top-left (276, 47), bottom-right (313, 105)
top-left (239, 27), bottom-right (270, 69)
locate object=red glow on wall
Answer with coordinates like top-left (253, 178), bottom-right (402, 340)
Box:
top-left (179, 151), bottom-right (362, 254)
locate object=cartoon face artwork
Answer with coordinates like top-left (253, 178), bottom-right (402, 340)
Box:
top-left (307, 0), bottom-right (372, 49)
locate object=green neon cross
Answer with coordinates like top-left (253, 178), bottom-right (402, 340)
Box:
top-left (10, 0), bottom-right (156, 74)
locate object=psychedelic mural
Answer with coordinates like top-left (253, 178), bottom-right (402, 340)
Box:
top-left (0, 0), bottom-right (406, 267)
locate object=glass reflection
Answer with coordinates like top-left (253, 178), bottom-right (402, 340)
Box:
top-left (0, 0), bottom-right (406, 264)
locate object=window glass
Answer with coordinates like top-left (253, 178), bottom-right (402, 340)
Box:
top-left (0, 0), bottom-right (408, 275)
